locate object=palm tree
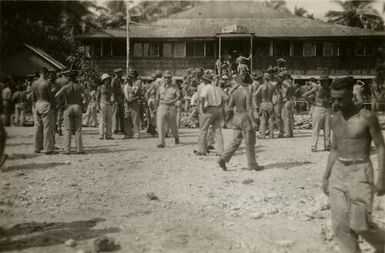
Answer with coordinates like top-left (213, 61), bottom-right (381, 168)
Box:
top-left (326, 0), bottom-right (384, 31)
top-left (264, 0), bottom-right (291, 14)
top-left (294, 5), bottom-right (308, 17)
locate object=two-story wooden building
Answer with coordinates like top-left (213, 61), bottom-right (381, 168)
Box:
top-left (77, 1), bottom-right (385, 80)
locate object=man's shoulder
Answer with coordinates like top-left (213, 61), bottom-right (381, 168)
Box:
top-left (359, 108), bottom-right (377, 121)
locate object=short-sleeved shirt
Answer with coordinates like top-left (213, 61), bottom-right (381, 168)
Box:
top-left (158, 84), bottom-right (178, 104)
top-left (98, 85), bottom-right (113, 104)
top-left (200, 83), bottom-right (227, 107)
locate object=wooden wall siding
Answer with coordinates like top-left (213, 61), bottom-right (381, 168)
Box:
top-left (95, 56), bottom-right (376, 77)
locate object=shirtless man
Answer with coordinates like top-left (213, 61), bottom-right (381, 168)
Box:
top-left (218, 73), bottom-right (262, 171)
top-left (55, 71), bottom-right (85, 154)
top-left (254, 73), bottom-right (275, 139)
top-left (280, 72), bottom-right (294, 137)
top-left (323, 77), bottom-right (385, 253)
top-left (31, 67), bottom-right (55, 154)
top-left (353, 80), bottom-right (365, 108)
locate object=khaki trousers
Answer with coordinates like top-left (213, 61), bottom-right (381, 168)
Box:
top-left (99, 103), bottom-right (113, 139)
top-left (197, 106), bottom-right (224, 155)
top-left (221, 113), bottom-right (257, 169)
top-left (124, 102), bottom-right (140, 139)
top-left (33, 101), bottom-right (54, 153)
top-left (329, 160), bottom-right (385, 253)
top-left (14, 103), bottom-right (25, 126)
top-left (282, 100), bottom-right (294, 137)
top-left (63, 104), bottom-right (83, 153)
top-left (311, 106), bottom-right (331, 149)
top-left (157, 104), bottom-right (178, 145)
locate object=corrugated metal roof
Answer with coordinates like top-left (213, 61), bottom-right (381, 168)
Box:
top-left (78, 1), bottom-right (385, 39)
top-left (24, 44), bottom-right (66, 69)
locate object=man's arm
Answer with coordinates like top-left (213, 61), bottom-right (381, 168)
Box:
top-left (246, 91), bottom-right (257, 129)
top-left (322, 115), bottom-right (338, 196)
top-left (302, 85), bottom-right (317, 98)
top-left (367, 112), bottom-right (385, 196)
top-left (55, 86), bottom-right (65, 98)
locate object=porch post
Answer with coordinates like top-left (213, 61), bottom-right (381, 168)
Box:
top-left (250, 34), bottom-right (253, 73)
top-left (126, 0), bottom-right (130, 74)
top-left (219, 34), bottom-right (222, 77)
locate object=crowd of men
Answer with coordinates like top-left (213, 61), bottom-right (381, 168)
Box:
top-left (0, 58), bottom-right (385, 253)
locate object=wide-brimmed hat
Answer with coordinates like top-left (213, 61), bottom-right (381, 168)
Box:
top-left (113, 68), bottom-right (122, 73)
top-left (163, 70), bottom-right (172, 78)
top-left (101, 73), bottom-right (111, 82)
top-left (150, 73), bottom-right (157, 80)
top-left (277, 58), bottom-right (287, 63)
top-left (263, 73), bottom-right (271, 80)
top-left (236, 73), bottom-right (253, 86)
top-left (222, 75), bottom-right (229, 80)
top-left (127, 69), bottom-right (138, 79)
top-left (202, 73), bottom-right (214, 82)
top-left (356, 80), bottom-right (365, 86)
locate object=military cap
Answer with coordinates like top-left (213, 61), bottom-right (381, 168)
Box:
top-left (202, 73), bottom-right (214, 82)
top-left (154, 70), bottom-right (162, 78)
top-left (163, 70), bottom-right (172, 78)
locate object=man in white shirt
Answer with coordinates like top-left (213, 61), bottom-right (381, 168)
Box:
top-left (196, 73), bottom-right (228, 156)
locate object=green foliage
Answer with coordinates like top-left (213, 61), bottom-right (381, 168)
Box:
top-left (325, 0), bottom-right (384, 31)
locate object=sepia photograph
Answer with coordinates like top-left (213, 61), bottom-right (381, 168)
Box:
top-left (0, 0), bottom-right (384, 252)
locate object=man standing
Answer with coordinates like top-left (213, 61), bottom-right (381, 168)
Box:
top-left (54, 72), bottom-right (68, 136)
top-left (84, 83), bottom-right (98, 127)
top-left (2, 79), bottom-right (12, 126)
top-left (218, 73), bottom-right (262, 171)
top-left (271, 76), bottom-right (284, 138)
top-left (196, 72), bottom-right (227, 156)
top-left (123, 72), bottom-right (141, 139)
top-left (371, 75), bottom-right (384, 112)
top-left (353, 80), bottom-right (365, 108)
top-left (0, 119), bottom-right (7, 168)
top-left (31, 67), bottom-right (55, 154)
top-left (254, 73), bottom-right (275, 139)
top-left (97, 73), bottom-right (114, 140)
top-left (323, 77), bottom-right (385, 253)
top-left (156, 70), bottom-right (180, 148)
top-left (303, 76), bottom-right (331, 152)
top-left (111, 68), bottom-right (125, 134)
top-left (280, 72), bottom-right (295, 138)
top-left (55, 71), bottom-right (85, 154)
top-left (12, 85), bottom-right (27, 126)
top-left (251, 73), bottom-right (262, 132)
top-left (145, 72), bottom-right (162, 136)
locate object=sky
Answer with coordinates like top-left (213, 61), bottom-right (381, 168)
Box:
top-left (95, 0), bottom-right (385, 20)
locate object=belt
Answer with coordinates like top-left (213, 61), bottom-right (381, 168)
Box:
top-left (338, 157), bottom-right (368, 166)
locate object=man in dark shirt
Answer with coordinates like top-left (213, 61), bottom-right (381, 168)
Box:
top-left (31, 67), bottom-right (55, 154)
top-left (218, 73), bottom-right (263, 171)
top-left (55, 71), bottom-right (85, 154)
top-left (111, 68), bottom-right (125, 134)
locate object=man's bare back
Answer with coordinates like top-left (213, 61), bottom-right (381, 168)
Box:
top-left (255, 81), bottom-right (275, 103)
top-left (231, 87), bottom-right (249, 113)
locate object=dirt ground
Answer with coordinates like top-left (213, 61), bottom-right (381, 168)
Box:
top-left (0, 126), bottom-right (384, 253)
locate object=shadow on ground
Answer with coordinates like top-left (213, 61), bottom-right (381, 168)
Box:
top-left (0, 218), bottom-right (120, 252)
top-left (1, 162), bottom-right (67, 172)
top-left (263, 161), bottom-right (312, 170)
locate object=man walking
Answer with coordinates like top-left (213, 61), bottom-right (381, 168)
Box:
top-left (323, 77), bottom-right (385, 253)
top-left (97, 73), bottom-right (114, 140)
top-left (196, 72), bottom-right (227, 156)
top-left (31, 67), bottom-right (55, 154)
top-left (303, 76), bottom-right (331, 152)
top-left (156, 70), bottom-right (180, 148)
top-left (55, 71), bottom-right (85, 154)
top-left (218, 73), bottom-right (262, 171)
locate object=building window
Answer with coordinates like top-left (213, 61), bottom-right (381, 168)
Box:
top-left (186, 41), bottom-right (204, 57)
top-left (93, 42), bottom-right (101, 58)
top-left (273, 41), bottom-right (290, 57)
top-left (323, 42), bottom-right (334, 56)
top-left (174, 42), bottom-right (185, 58)
top-left (162, 43), bottom-right (172, 58)
top-left (112, 40), bottom-right (126, 57)
top-left (205, 41), bottom-right (215, 57)
top-left (365, 42), bottom-right (375, 56)
top-left (355, 42), bottom-right (365, 56)
top-left (292, 42), bottom-right (302, 56)
top-left (303, 42), bottom-right (315, 57)
top-left (133, 43), bottom-right (143, 57)
top-left (254, 41), bottom-right (270, 56)
top-left (102, 41), bottom-right (111, 57)
top-left (143, 42), bottom-right (160, 57)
